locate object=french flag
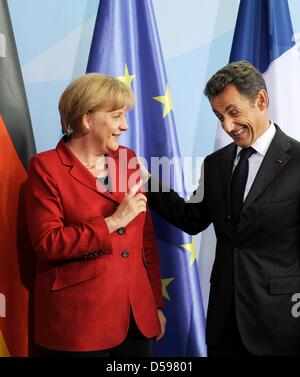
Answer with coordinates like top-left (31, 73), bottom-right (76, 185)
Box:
top-left (199, 0), bottom-right (300, 313)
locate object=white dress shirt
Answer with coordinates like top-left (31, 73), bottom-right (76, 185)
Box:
top-left (233, 122), bottom-right (276, 200)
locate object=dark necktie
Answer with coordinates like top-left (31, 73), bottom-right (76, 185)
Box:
top-left (230, 147), bottom-right (256, 226)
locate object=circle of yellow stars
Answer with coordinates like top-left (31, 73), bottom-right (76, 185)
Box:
top-left (116, 64), bottom-right (197, 302)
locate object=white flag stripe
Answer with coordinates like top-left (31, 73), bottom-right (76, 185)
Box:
top-left (264, 45), bottom-right (300, 140)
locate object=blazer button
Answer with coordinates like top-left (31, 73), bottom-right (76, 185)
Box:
top-left (226, 215), bottom-right (232, 221)
top-left (117, 227), bottom-right (126, 235)
top-left (93, 250), bottom-right (102, 257)
top-left (121, 250), bottom-right (129, 258)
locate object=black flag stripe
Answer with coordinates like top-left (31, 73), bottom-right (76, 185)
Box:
top-left (0, 0), bottom-right (36, 168)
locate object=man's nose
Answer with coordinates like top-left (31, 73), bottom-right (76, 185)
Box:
top-left (222, 118), bottom-right (235, 133)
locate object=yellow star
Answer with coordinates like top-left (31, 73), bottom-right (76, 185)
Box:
top-left (116, 64), bottom-right (135, 88)
top-left (181, 237), bottom-right (197, 266)
top-left (153, 84), bottom-right (173, 118)
top-left (162, 277), bottom-right (175, 301)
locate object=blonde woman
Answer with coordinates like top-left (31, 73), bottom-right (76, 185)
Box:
top-left (26, 73), bottom-right (165, 357)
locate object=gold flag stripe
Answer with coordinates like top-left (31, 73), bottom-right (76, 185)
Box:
top-left (0, 329), bottom-right (10, 357)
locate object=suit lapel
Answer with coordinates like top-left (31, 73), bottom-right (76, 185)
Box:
top-left (220, 143), bottom-right (237, 216)
top-left (216, 143), bottom-right (237, 238)
top-left (243, 126), bottom-right (291, 212)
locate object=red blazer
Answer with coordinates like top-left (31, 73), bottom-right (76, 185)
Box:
top-left (25, 138), bottom-right (163, 351)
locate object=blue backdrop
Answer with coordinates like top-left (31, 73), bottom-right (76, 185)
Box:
top-left (6, 0), bottom-right (300, 321)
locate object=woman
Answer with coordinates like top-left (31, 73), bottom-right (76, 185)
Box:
top-left (25, 73), bottom-right (166, 357)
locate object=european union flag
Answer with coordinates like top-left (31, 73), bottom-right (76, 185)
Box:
top-left (87, 0), bottom-right (206, 356)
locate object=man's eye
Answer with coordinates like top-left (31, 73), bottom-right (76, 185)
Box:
top-left (230, 111), bottom-right (239, 116)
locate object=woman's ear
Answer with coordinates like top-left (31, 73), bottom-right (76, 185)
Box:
top-left (82, 114), bottom-right (92, 131)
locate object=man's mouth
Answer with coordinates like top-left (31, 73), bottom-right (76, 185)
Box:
top-left (231, 126), bottom-right (246, 138)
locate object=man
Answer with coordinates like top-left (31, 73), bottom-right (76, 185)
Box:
top-left (147, 61), bottom-right (300, 356)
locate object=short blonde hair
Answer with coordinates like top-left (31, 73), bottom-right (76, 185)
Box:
top-left (59, 73), bottom-right (135, 135)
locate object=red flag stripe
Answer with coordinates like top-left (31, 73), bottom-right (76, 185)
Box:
top-left (0, 115), bottom-right (29, 356)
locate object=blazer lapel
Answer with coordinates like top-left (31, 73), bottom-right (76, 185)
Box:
top-left (70, 165), bottom-right (117, 202)
top-left (243, 126), bottom-right (291, 212)
top-left (106, 149), bottom-right (127, 204)
top-left (105, 147), bottom-right (143, 204)
top-left (56, 137), bottom-right (118, 203)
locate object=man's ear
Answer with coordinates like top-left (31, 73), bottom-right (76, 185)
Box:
top-left (256, 89), bottom-right (269, 110)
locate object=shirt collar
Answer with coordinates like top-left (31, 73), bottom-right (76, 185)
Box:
top-left (236, 121), bottom-right (276, 158)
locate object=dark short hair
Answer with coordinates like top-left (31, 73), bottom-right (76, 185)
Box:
top-left (204, 60), bottom-right (267, 102)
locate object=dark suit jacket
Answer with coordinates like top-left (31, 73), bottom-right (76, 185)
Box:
top-left (25, 138), bottom-right (162, 351)
top-left (148, 126), bottom-right (300, 356)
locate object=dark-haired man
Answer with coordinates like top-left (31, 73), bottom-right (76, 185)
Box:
top-left (148, 60), bottom-right (300, 357)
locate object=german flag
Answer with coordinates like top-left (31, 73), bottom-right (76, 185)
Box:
top-left (0, 0), bottom-right (36, 356)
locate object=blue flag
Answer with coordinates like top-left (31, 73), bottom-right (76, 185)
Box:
top-left (230, 0), bottom-right (295, 72)
top-left (87, 0), bottom-right (206, 356)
